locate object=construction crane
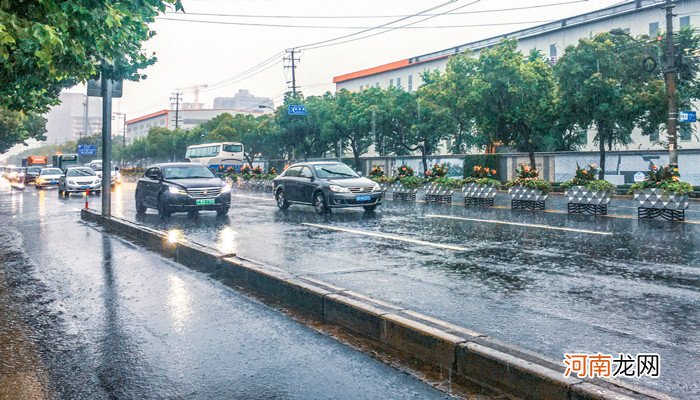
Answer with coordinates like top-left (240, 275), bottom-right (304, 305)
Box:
top-left (175, 83), bottom-right (209, 110)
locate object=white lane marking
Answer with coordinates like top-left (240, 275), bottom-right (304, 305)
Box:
top-left (302, 223), bottom-right (469, 251)
top-left (230, 194), bottom-right (275, 202)
top-left (426, 214), bottom-right (613, 236)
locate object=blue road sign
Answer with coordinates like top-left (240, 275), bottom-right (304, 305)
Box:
top-left (679, 111), bottom-right (696, 122)
top-left (288, 105), bottom-right (308, 116)
top-left (77, 145), bottom-right (97, 155)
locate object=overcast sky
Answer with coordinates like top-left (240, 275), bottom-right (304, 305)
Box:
top-left (78, 0), bottom-right (624, 118)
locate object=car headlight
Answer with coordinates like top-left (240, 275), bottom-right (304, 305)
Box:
top-left (68, 180), bottom-right (76, 185)
top-left (95, 179), bottom-right (101, 184)
top-left (372, 183), bottom-right (381, 192)
top-left (221, 184), bottom-right (232, 193)
top-left (329, 184), bottom-right (350, 193)
top-left (169, 186), bottom-right (182, 195)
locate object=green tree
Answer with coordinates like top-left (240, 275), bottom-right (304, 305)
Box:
top-left (555, 33), bottom-right (649, 178)
top-left (276, 93), bottom-right (333, 161)
top-left (470, 40), bottom-right (557, 169)
top-left (0, 108), bottom-right (46, 153)
top-left (0, 0), bottom-right (183, 113)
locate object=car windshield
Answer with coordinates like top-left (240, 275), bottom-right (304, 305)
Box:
top-left (41, 168), bottom-right (62, 175)
top-left (66, 168), bottom-right (96, 177)
top-left (163, 165), bottom-right (215, 179)
top-left (27, 167), bottom-right (42, 173)
top-left (313, 163), bottom-right (359, 179)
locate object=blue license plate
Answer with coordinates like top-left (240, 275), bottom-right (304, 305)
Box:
top-left (80, 186), bottom-right (89, 189)
top-left (356, 195), bottom-right (371, 202)
top-left (50, 180), bottom-right (58, 184)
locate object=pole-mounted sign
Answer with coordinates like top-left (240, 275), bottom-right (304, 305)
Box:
top-left (287, 105), bottom-right (308, 116)
top-left (679, 111), bottom-right (696, 123)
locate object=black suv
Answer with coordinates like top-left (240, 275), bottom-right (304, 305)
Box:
top-left (273, 162), bottom-right (382, 213)
top-left (135, 162), bottom-right (231, 217)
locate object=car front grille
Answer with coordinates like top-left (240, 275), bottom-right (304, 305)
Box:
top-left (76, 181), bottom-right (93, 185)
top-left (348, 186), bottom-right (374, 193)
top-left (186, 187), bottom-right (222, 198)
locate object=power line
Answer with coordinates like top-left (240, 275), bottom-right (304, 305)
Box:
top-left (300, 0), bottom-right (483, 51)
top-left (293, 0), bottom-right (465, 50)
top-left (162, 0), bottom-right (592, 20)
top-left (157, 17), bottom-right (555, 30)
top-left (204, 51), bottom-right (285, 91)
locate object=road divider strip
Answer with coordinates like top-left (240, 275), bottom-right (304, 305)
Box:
top-left (302, 223), bottom-right (469, 251)
top-left (426, 214), bottom-right (613, 236)
top-left (230, 194), bottom-right (276, 202)
top-left (80, 208), bottom-right (673, 400)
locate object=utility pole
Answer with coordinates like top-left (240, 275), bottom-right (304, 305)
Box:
top-left (284, 49), bottom-right (300, 95)
top-left (170, 92), bottom-right (182, 129)
top-left (101, 66), bottom-right (113, 217)
top-left (663, 0), bottom-right (679, 169)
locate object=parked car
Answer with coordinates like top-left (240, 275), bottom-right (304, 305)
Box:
top-left (134, 162), bottom-right (231, 218)
top-left (58, 167), bottom-right (101, 196)
top-left (273, 162), bottom-right (382, 213)
top-left (35, 168), bottom-right (63, 189)
top-left (24, 166), bottom-right (43, 184)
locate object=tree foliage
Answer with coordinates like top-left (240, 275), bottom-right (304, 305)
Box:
top-left (0, 108), bottom-right (46, 153)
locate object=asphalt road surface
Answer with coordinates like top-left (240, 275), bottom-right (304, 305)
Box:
top-left (3, 178), bottom-right (699, 398)
top-left (0, 180), bottom-right (455, 400)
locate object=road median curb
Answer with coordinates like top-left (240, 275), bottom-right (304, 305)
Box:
top-left (80, 209), bottom-right (675, 400)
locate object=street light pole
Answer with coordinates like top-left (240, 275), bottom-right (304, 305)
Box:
top-left (664, 0), bottom-right (679, 168)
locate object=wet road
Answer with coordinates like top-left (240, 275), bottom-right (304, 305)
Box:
top-left (113, 179), bottom-right (698, 398)
top-left (3, 179), bottom-right (700, 398)
top-left (0, 181), bottom-right (454, 399)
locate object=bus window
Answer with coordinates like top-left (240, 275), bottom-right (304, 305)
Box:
top-left (223, 144), bottom-right (243, 153)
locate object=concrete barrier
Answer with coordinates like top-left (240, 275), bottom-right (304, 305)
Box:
top-left (80, 209), bottom-right (675, 400)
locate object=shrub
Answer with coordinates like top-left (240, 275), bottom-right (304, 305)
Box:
top-left (560, 163), bottom-right (615, 192)
top-left (427, 163), bottom-right (448, 179)
top-left (463, 154), bottom-right (501, 180)
top-left (628, 164), bottom-right (693, 196)
top-left (507, 164), bottom-right (552, 193)
top-left (399, 176), bottom-right (424, 189)
top-left (464, 177), bottom-right (501, 187)
top-left (369, 165), bottom-right (385, 179)
top-left (432, 176), bottom-right (462, 189)
top-left (396, 165), bottom-right (414, 179)
top-left (470, 165), bottom-right (498, 179)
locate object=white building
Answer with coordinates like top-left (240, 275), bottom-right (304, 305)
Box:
top-left (333, 0), bottom-right (700, 153)
top-left (44, 92), bottom-right (103, 144)
top-left (126, 109), bottom-right (257, 140)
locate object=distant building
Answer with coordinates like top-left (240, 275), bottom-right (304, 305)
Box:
top-left (44, 92), bottom-right (103, 144)
top-left (333, 0), bottom-right (700, 153)
top-left (126, 109), bottom-right (257, 140)
top-left (213, 90), bottom-right (274, 112)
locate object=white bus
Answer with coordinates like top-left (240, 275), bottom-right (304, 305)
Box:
top-left (185, 142), bottom-right (245, 172)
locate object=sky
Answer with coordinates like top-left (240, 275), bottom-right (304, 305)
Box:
top-left (79, 0), bottom-right (624, 119)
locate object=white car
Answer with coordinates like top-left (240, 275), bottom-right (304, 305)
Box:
top-left (89, 160), bottom-right (122, 185)
top-left (35, 168), bottom-right (63, 189)
top-left (58, 167), bottom-right (101, 196)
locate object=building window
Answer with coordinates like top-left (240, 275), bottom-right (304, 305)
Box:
top-left (649, 22), bottom-right (659, 36)
top-left (680, 124), bottom-right (692, 141)
top-left (389, 79), bottom-right (394, 87)
top-left (397, 77), bottom-right (402, 89)
top-left (408, 75), bottom-right (413, 92)
top-left (650, 129), bottom-right (659, 142)
top-left (680, 16), bottom-right (690, 28)
top-left (549, 44), bottom-right (557, 58)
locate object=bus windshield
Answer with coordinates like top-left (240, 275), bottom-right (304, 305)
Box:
top-left (223, 144), bottom-right (243, 153)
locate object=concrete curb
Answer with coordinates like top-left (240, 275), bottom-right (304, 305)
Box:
top-left (80, 209), bottom-right (676, 400)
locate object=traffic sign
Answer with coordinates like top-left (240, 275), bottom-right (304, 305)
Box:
top-left (77, 145), bottom-right (97, 155)
top-left (679, 111), bottom-right (696, 122)
top-left (288, 105), bottom-right (308, 115)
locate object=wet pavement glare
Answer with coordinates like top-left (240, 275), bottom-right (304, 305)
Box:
top-left (2, 178), bottom-right (699, 398)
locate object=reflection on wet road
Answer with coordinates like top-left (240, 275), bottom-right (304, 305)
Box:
top-left (2, 178), bottom-right (699, 398)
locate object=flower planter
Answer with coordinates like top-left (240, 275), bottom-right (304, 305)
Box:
top-left (392, 184), bottom-right (418, 201)
top-left (565, 186), bottom-right (612, 215)
top-left (634, 188), bottom-right (689, 221)
top-left (508, 186), bottom-right (547, 210)
top-left (463, 183), bottom-right (497, 206)
top-left (424, 183), bottom-right (453, 204)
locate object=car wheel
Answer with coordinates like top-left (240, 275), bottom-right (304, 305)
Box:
top-left (363, 204), bottom-right (378, 212)
top-left (275, 189), bottom-right (290, 210)
top-left (135, 195), bottom-right (147, 214)
top-left (216, 207), bottom-right (229, 216)
top-left (313, 192), bottom-right (328, 214)
top-left (157, 197), bottom-right (171, 218)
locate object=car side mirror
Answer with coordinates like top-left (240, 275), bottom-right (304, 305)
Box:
top-left (115, 167), bottom-right (120, 171)
top-left (357, 171), bottom-right (364, 176)
top-left (149, 174), bottom-right (159, 181)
